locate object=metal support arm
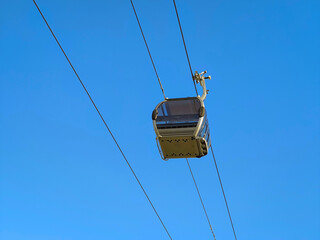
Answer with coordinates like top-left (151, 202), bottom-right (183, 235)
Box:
top-left (194, 71), bottom-right (211, 101)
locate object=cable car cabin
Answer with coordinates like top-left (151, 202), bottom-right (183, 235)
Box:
top-left (152, 71), bottom-right (211, 160)
top-left (152, 97), bottom-right (211, 160)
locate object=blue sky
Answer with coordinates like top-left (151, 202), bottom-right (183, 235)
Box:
top-left (1, 0), bottom-right (319, 239)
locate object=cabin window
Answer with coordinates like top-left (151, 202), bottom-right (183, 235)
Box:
top-left (156, 99), bottom-right (201, 128)
top-left (198, 113), bottom-right (209, 137)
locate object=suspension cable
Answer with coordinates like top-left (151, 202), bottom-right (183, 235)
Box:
top-left (186, 159), bottom-right (216, 239)
top-left (171, 0), bottom-right (220, 237)
top-left (172, 1), bottom-right (239, 239)
top-left (130, 0), bottom-right (166, 100)
top-left (129, 0), bottom-right (219, 238)
top-left (172, 0), bottom-right (199, 96)
top-left (210, 146), bottom-right (238, 240)
top-left (32, 1), bottom-right (172, 239)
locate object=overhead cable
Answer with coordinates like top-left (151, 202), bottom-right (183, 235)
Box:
top-left (171, 0), bottom-right (218, 237)
top-left (172, 1), bottom-right (239, 239)
top-left (210, 146), bottom-right (238, 240)
top-left (130, 0), bottom-right (166, 100)
top-left (186, 159), bottom-right (217, 239)
top-left (172, 0), bottom-right (199, 96)
top-left (32, 1), bottom-right (172, 239)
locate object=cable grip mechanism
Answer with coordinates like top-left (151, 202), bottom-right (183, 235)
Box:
top-left (193, 70), bottom-right (211, 101)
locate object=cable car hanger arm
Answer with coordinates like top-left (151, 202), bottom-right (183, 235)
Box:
top-left (194, 70), bottom-right (211, 101)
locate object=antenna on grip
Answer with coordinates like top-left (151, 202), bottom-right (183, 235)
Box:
top-left (193, 70), bottom-right (211, 101)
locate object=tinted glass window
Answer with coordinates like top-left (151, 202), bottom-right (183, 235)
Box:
top-left (156, 99), bottom-right (201, 128)
top-left (198, 115), bottom-right (209, 138)
top-left (157, 99), bottom-right (201, 116)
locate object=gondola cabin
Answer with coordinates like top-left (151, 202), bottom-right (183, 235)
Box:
top-left (152, 71), bottom-right (212, 160)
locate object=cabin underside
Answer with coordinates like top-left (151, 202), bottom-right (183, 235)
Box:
top-left (157, 136), bottom-right (208, 160)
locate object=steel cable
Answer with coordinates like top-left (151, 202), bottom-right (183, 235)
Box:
top-left (172, 1), bottom-right (238, 239)
top-left (32, 1), bottom-right (172, 239)
top-left (186, 159), bottom-right (216, 239)
top-left (172, 0), bottom-right (199, 96)
top-left (130, 0), bottom-right (218, 238)
top-left (171, 0), bottom-right (219, 238)
top-left (130, 0), bottom-right (166, 100)
top-left (210, 146), bottom-right (238, 240)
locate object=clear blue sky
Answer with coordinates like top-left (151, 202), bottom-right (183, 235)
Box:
top-left (1, 0), bottom-right (319, 239)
